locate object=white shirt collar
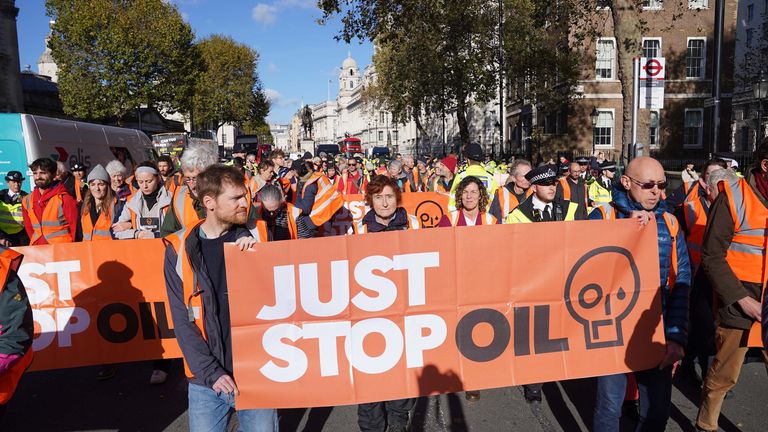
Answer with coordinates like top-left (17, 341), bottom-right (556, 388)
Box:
top-left (531, 195), bottom-right (551, 212)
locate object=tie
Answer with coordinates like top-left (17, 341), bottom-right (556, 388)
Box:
top-left (543, 205), bottom-right (552, 222)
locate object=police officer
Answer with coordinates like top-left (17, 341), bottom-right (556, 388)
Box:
top-left (588, 160), bottom-right (616, 205)
top-left (70, 162), bottom-right (88, 203)
top-left (0, 172), bottom-right (29, 247)
top-left (506, 164), bottom-right (581, 403)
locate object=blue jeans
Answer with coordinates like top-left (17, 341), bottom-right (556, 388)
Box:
top-left (593, 367), bottom-right (673, 432)
top-left (188, 383), bottom-right (278, 432)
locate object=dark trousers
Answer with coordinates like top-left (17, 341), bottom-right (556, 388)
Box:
top-left (357, 398), bottom-right (415, 432)
top-left (594, 366), bottom-right (673, 432)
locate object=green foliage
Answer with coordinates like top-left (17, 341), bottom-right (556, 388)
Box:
top-left (193, 35), bottom-right (262, 131)
top-left (46, 0), bottom-right (198, 122)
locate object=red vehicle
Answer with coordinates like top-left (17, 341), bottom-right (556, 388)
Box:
top-left (338, 137), bottom-right (362, 156)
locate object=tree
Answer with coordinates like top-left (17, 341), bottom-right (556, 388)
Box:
top-left (320, 0), bottom-right (498, 148)
top-left (193, 35), bottom-right (263, 131)
top-left (46, 0), bottom-right (197, 122)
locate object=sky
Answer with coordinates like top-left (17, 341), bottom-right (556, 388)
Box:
top-left (15, 0), bottom-right (374, 124)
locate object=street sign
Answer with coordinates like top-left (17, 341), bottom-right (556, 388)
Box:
top-left (703, 97), bottom-right (717, 108)
top-left (639, 57), bottom-right (665, 109)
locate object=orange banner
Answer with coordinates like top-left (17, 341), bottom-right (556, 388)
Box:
top-left (15, 240), bottom-right (181, 371)
top-left (225, 219), bottom-right (666, 409)
top-left (320, 192), bottom-right (449, 236)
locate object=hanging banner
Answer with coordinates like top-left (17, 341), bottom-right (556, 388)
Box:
top-left (16, 240), bottom-right (182, 371)
top-left (226, 219), bottom-right (667, 409)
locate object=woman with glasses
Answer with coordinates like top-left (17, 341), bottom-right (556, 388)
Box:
top-left (438, 176), bottom-right (497, 227)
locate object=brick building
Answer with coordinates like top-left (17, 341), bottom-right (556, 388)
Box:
top-left (506, 0), bottom-right (738, 166)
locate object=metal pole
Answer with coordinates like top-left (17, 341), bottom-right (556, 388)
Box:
top-left (498, 0), bottom-right (505, 157)
top-left (712, 0), bottom-right (725, 154)
top-left (631, 57), bottom-right (640, 161)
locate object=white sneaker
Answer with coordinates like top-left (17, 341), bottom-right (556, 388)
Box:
top-left (149, 369), bottom-right (168, 385)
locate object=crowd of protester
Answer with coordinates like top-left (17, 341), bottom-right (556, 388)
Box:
top-left (0, 138), bottom-right (766, 432)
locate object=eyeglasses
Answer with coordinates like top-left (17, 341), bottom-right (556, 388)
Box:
top-left (185, 176), bottom-right (197, 184)
top-left (628, 177), bottom-right (667, 190)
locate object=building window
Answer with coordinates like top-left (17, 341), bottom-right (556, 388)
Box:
top-left (642, 38), bottom-right (662, 58)
top-left (748, 4), bottom-right (755, 22)
top-left (684, 109), bottom-right (704, 148)
top-left (222, 133), bottom-right (228, 144)
top-left (349, 81), bottom-right (353, 89)
top-left (649, 110), bottom-right (660, 148)
top-left (380, 111), bottom-right (385, 123)
top-left (593, 110), bottom-right (614, 148)
top-left (686, 38), bottom-right (706, 79)
top-left (689, 0), bottom-right (708, 8)
top-left (349, 69), bottom-right (354, 76)
top-left (596, 39), bottom-right (615, 80)
top-left (747, 28), bottom-right (755, 48)
top-left (596, 0), bottom-right (610, 9)
top-left (378, 131), bottom-right (384, 141)
top-left (643, 0), bottom-right (663, 9)
top-left (392, 130), bottom-right (398, 142)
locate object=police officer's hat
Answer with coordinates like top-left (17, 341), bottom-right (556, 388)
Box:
top-left (599, 160), bottom-right (617, 171)
top-left (71, 162), bottom-right (86, 171)
top-left (575, 156), bottom-right (590, 165)
top-left (525, 164), bottom-right (559, 186)
top-left (4, 171), bottom-right (25, 182)
top-left (463, 143), bottom-right (484, 161)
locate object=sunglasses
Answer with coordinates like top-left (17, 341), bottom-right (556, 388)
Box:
top-left (628, 177), bottom-right (667, 190)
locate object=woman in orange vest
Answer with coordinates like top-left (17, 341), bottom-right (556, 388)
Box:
top-left (79, 164), bottom-right (118, 241)
top-left (0, 245), bottom-right (33, 420)
top-left (438, 176), bottom-right (497, 227)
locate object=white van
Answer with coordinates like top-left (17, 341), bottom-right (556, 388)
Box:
top-left (0, 113), bottom-right (155, 190)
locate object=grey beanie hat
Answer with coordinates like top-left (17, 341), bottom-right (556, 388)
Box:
top-left (87, 164), bottom-right (110, 183)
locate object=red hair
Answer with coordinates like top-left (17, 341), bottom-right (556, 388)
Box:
top-left (364, 175), bottom-right (402, 207)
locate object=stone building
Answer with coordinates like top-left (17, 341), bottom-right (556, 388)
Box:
top-left (506, 1), bottom-right (739, 165)
top-left (0, 0), bottom-right (23, 113)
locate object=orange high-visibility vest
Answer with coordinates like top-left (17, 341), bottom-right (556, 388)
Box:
top-left (249, 203), bottom-right (301, 241)
top-left (0, 246), bottom-right (33, 404)
top-left (22, 193), bottom-right (73, 244)
top-left (341, 172), bottom-right (367, 195)
top-left (683, 195), bottom-right (708, 273)
top-left (719, 177), bottom-right (768, 283)
top-left (302, 173), bottom-right (344, 227)
top-left (81, 201), bottom-right (115, 241)
top-left (172, 185), bottom-right (203, 231)
top-left (447, 210), bottom-right (497, 226)
top-left (558, 177), bottom-right (588, 208)
top-left (74, 176), bottom-right (83, 202)
top-left (163, 220), bottom-right (206, 380)
top-left (592, 202), bottom-right (617, 220)
top-left (431, 176), bottom-right (451, 194)
top-left (496, 186), bottom-right (533, 221)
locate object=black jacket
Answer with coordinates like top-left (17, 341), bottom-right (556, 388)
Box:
top-left (163, 225), bottom-right (251, 387)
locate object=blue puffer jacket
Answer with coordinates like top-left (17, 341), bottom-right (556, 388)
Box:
top-left (589, 186), bottom-right (691, 347)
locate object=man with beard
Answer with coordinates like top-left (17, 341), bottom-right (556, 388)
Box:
top-left (157, 155), bottom-right (183, 191)
top-left (163, 164), bottom-right (277, 431)
top-left (21, 158), bottom-right (78, 245)
top-left (338, 156), bottom-right (368, 195)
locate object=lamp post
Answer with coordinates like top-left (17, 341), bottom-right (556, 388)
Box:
top-left (752, 74), bottom-right (768, 147)
top-left (590, 107), bottom-right (599, 154)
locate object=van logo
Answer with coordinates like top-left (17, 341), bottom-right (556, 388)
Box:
top-left (52, 147), bottom-right (69, 162)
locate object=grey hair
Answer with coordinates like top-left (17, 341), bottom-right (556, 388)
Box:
top-left (388, 159), bottom-right (403, 170)
top-left (258, 183), bottom-right (284, 203)
top-left (707, 168), bottom-right (738, 191)
top-left (181, 144), bottom-right (218, 172)
top-left (402, 155), bottom-right (414, 163)
top-left (56, 161), bottom-right (68, 174)
top-left (105, 160), bottom-right (127, 176)
top-left (510, 159), bottom-right (532, 176)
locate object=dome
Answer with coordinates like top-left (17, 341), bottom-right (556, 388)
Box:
top-left (38, 48), bottom-right (54, 65)
top-left (342, 52), bottom-right (358, 70)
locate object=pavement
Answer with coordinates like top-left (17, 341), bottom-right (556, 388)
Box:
top-left (3, 359), bottom-right (766, 431)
